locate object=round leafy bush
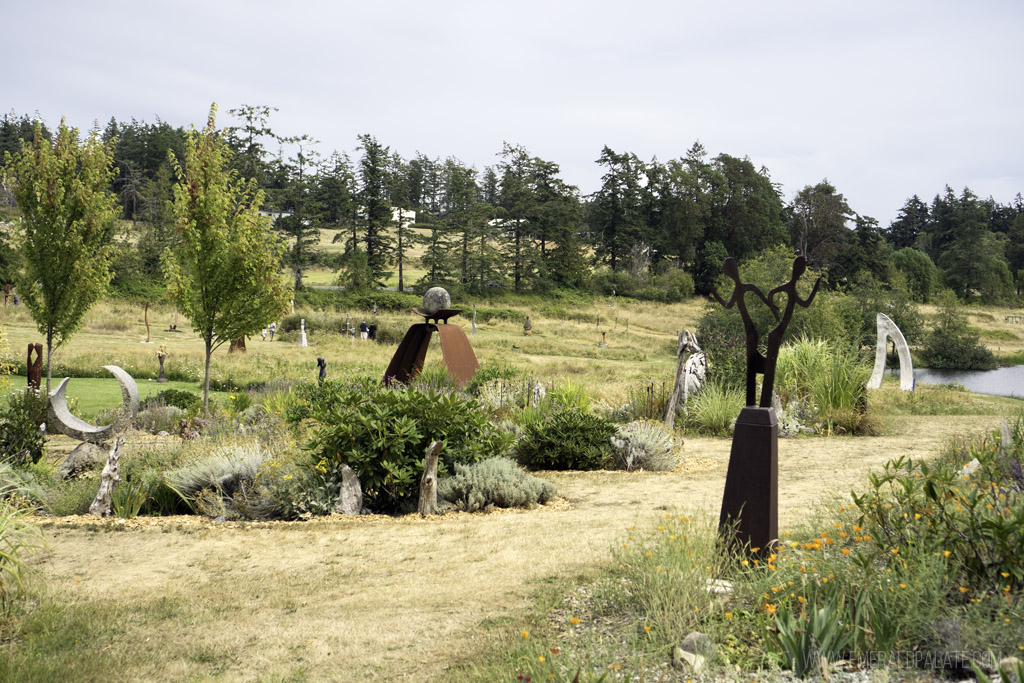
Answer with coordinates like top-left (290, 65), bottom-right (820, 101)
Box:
top-left (0, 389), bottom-right (46, 466)
top-left (154, 388), bottom-right (201, 411)
top-left (516, 410), bottom-right (616, 471)
top-left (308, 385), bottom-right (514, 511)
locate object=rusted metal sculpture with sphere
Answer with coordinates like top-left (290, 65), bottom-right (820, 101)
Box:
top-left (384, 287), bottom-right (480, 387)
top-left (712, 256), bottom-right (820, 553)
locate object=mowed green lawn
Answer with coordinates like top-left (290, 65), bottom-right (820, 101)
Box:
top-left (55, 377), bottom-right (224, 419)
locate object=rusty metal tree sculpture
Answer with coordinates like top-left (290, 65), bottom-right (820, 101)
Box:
top-left (712, 256), bottom-right (820, 553)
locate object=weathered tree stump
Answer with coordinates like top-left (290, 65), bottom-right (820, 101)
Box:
top-left (418, 441), bottom-right (443, 515)
top-left (88, 435), bottom-right (125, 517)
top-left (664, 330), bottom-right (704, 430)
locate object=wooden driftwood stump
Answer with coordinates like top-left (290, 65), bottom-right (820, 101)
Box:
top-left (664, 330), bottom-right (705, 430)
top-left (418, 441), bottom-right (443, 515)
top-left (88, 435), bottom-right (125, 517)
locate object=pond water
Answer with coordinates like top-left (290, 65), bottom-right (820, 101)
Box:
top-left (894, 365), bottom-right (1024, 399)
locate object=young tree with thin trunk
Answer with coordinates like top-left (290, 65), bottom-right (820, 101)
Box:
top-left (3, 120), bottom-right (118, 396)
top-left (162, 105), bottom-right (288, 416)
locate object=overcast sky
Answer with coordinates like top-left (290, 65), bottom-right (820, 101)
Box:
top-left (4, 0), bottom-right (1022, 225)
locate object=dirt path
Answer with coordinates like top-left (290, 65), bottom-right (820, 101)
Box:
top-left (32, 414), bottom-right (1002, 681)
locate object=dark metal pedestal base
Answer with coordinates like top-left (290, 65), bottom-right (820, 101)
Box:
top-left (719, 406), bottom-right (778, 553)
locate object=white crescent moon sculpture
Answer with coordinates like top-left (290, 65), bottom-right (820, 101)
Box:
top-left (47, 365), bottom-right (141, 444)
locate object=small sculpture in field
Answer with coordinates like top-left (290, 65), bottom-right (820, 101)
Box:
top-left (663, 330), bottom-right (706, 429)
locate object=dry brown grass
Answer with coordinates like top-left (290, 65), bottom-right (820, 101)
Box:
top-left (27, 411), bottom-right (1009, 681)
top-left (0, 296), bottom-right (707, 405)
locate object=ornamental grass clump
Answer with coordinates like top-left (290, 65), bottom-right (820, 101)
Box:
top-left (611, 420), bottom-right (682, 471)
top-left (623, 381), bottom-right (670, 421)
top-left (437, 458), bottom-right (556, 512)
top-left (165, 439), bottom-right (273, 516)
top-left (0, 465), bottom-right (44, 616)
top-left (775, 337), bottom-right (875, 435)
top-left (686, 380), bottom-right (743, 436)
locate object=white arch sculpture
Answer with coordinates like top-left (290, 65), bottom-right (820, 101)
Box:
top-left (867, 313), bottom-right (914, 391)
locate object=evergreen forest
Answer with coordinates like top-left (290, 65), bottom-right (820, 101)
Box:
top-left (3, 107), bottom-right (1023, 306)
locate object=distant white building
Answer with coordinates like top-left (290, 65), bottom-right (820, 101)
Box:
top-left (260, 207), bottom-right (416, 225)
top-left (259, 210), bottom-right (294, 223)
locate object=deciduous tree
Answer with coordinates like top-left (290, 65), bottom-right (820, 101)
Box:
top-left (162, 105), bottom-right (288, 416)
top-left (3, 120), bottom-right (119, 395)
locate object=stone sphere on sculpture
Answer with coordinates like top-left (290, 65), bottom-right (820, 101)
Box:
top-left (422, 287), bottom-right (451, 315)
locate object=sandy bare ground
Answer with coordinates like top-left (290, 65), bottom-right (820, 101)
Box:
top-left (31, 414), bottom-right (1003, 681)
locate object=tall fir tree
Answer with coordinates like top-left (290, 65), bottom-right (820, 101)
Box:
top-left (276, 135), bottom-right (322, 289)
top-left (590, 146), bottom-right (646, 271)
top-left (356, 134), bottom-right (394, 285)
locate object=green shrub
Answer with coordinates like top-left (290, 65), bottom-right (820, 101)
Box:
top-left (651, 268), bottom-right (695, 301)
top-left (611, 420), bottom-right (682, 471)
top-left (134, 404), bottom-right (185, 434)
top-left (516, 410), bottom-right (616, 471)
top-left (545, 381), bottom-right (592, 414)
top-left (308, 385), bottom-right (514, 511)
top-left (830, 271), bottom-right (924, 348)
top-left (920, 291), bottom-right (997, 370)
top-left (0, 389), bottom-right (46, 466)
top-left (437, 458), bottom-right (556, 512)
top-left (153, 389), bottom-right (201, 411)
top-left (370, 319), bottom-right (406, 345)
top-left (466, 363), bottom-right (526, 397)
top-left (590, 268), bottom-right (638, 297)
top-left (108, 274), bottom-right (169, 304)
top-left (851, 421), bottom-right (1024, 592)
top-left (695, 305), bottom-right (747, 389)
top-left (472, 307), bottom-right (520, 324)
top-left (46, 476), bottom-right (100, 516)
